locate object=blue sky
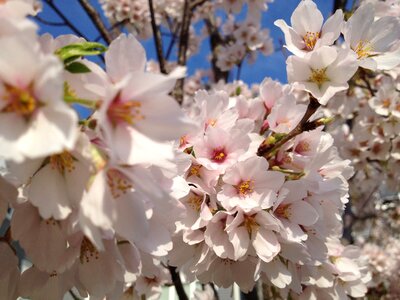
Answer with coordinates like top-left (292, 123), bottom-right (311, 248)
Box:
top-left (36, 0), bottom-right (341, 85)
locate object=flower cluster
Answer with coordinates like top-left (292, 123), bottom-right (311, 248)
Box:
top-left (166, 68), bottom-right (372, 297)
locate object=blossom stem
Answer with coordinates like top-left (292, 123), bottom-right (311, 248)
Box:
top-left (257, 96), bottom-right (321, 159)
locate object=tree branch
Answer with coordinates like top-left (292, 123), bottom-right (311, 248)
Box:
top-left (77, 0), bottom-right (113, 44)
top-left (333, 0), bottom-right (348, 13)
top-left (204, 18), bottom-right (229, 83)
top-left (44, 0), bottom-right (88, 40)
top-left (257, 96), bottom-right (321, 159)
top-left (173, 0), bottom-right (192, 104)
top-left (168, 266), bottom-right (188, 300)
top-left (148, 0), bottom-right (167, 74)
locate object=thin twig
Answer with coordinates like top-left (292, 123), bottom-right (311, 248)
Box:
top-left (94, 19), bottom-right (127, 42)
top-left (44, 0), bottom-right (88, 40)
top-left (168, 266), bottom-right (188, 300)
top-left (148, 0), bottom-right (167, 74)
top-left (77, 0), bottom-right (113, 44)
top-left (34, 15), bottom-right (65, 26)
top-left (257, 96), bottom-right (321, 159)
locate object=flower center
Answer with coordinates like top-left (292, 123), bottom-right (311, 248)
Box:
top-left (353, 40), bottom-right (374, 59)
top-left (236, 180), bottom-right (254, 197)
top-left (275, 204), bottom-right (292, 219)
top-left (2, 85), bottom-right (38, 117)
top-left (295, 141), bottom-right (310, 154)
top-left (189, 164), bottom-right (202, 177)
top-left (211, 147), bottom-right (227, 163)
top-left (242, 215), bottom-right (259, 236)
top-left (382, 98), bottom-right (391, 108)
top-left (106, 169), bottom-right (133, 199)
top-left (107, 97), bottom-right (144, 126)
top-left (303, 31), bottom-right (320, 51)
top-left (309, 68), bottom-right (329, 87)
top-left (187, 192), bottom-right (203, 212)
top-left (50, 151), bottom-right (76, 174)
top-left (80, 237), bottom-right (99, 264)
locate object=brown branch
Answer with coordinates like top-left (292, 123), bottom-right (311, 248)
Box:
top-left (148, 0), bottom-right (167, 74)
top-left (204, 18), bottom-right (229, 83)
top-left (168, 266), bottom-right (188, 300)
top-left (173, 0), bottom-right (192, 104)
top-left (190, 0), bottom-right (209, 9)
top-left (77, 0), bottom-right (113, 44)
top-left (257, 96), bottom-right (321, 159)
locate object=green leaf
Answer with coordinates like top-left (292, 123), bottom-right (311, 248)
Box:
top-left (55, 42), bottom-right (107, 62)
top-left (65, 62), bottom-right (91, 74)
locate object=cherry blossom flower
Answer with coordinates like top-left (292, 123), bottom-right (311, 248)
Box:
top-left (217, 156), bottom-right (284, 212)
top-left (343, 2), bottom-right (400, 70)
top-left (287, 46), bottom-right (359, 105)
top-left (275, 0), bottom-right (344, 57)
top-left (0, 36), bottom-right (78, 162)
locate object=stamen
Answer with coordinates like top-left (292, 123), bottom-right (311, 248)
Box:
top-left (50, 151), bottom-right (76, 174)
top-left (295, 141), bottom-right (310, 154)
top-left (353, 40), bottom-right (374, 59)
top-left (303, 31), bottom-right (320, 51)
top-left (242, 215), bottom-right (259, 235)
top-left (187, 193), bottom-right (203, 212)
top-left (275, 204), bottom-right (292, 219)
top-left (2, 85), bottom-right (37, 117)
top-left (80, 237), bottom-right (99, 264)
top-left (189, 164), bottom-right (202, 177)
top-left (309, 68), bottom-right (329, 87)
top-left (106, 169), bottom-right (133, 199)
top-left (211, 147), bottom-right (227, 163)
top-left (107, 98), bottom-right (144, 126)
top-left (236, 180), bottom-right (254, 197)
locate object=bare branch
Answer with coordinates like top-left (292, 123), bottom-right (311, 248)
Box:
top-left (77, 0), bottom-right (113, 44)
top-left (148, 0), bottom-right (167, 74)
top-left (43, 0), bottom-right (88, 40)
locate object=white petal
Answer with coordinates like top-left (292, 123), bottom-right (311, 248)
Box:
top-left (106, 34), bottom-right (146, 83)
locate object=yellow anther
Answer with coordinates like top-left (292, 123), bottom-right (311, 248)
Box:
top-left (236, 180), bottom-right (254, 197)
top-left (303, 31), bottom-right (320, 51)
top-left (50, 151), bottom-right (76, 174)
top-left (106, 169), bottom-right (133, 199)
top-left (309, 68), bottom-right (329, 87)
top-left (2, 85), bottom-right (37, 116)
top-left (353, 40), bottom-right (374, 59)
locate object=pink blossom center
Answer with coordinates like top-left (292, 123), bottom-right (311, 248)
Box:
top-left (107, 97), bottom-right (144, 126)
top-left (211, 147), bottom-right (227, 163)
